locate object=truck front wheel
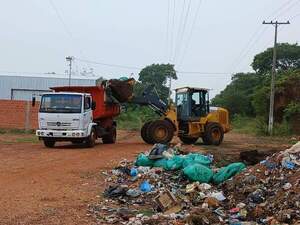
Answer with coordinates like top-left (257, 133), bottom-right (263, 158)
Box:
top-left (102, 126), bottom-right (117, 144)
top-left (43, 139), bottom-right (55, 148)
top-left (86, 128), bottom-right (97, 147)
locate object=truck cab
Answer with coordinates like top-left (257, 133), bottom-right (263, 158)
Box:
top-left (36, 92), bottom-right (97, 147)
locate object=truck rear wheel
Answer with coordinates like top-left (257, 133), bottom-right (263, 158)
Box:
top-left (147, 120), bottom-right (174, 144)
top-left (86, 128), bottom-right (97, 147)
top-left (141, 121), bottom-right (154, 144)
top-left (102, 126), bottom-right (117, 144)
top-left (43, 139), bottom-right (55, 148)
top-left (179, 136), bottom-right (198, 145)
top-left (203, 123), bottom-right (224, 146)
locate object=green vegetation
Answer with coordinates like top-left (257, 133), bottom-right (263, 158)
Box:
top-left (117, 106), bottom-right (158, 130)
top-left (231, 115), bottom-right (291, 136)
top-left (0, 128), bottom-right (35, 134)
top-left (212, 43), bottom-right (300, 136)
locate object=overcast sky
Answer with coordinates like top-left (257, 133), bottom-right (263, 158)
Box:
top-left (0, 0), bottom-right (299, 97)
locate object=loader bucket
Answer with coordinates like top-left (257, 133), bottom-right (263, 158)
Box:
top-left (107, 78), bottom-right (135, 103)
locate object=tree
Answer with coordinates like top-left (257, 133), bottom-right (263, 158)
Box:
top-left (252, 43), bottom-right (300, 74)
top-left (212, 73), bottom-right (261, 116)
top-left (137, 64), bottom-right (177, 102)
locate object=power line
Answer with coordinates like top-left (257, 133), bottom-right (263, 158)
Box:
top-left (173, 0), bottom-right (192, 64)
top-left (75, 58), bottom-right (142, 70)
top-left (272, 0), bottom-right (300, 20)
top-left (48, 0), bottom-right (73, 38)
top-left (75, 57), bottom-right (232, 75)
top-left (173, 0), bottom-right (187, 62)
top-left (169, 0), bottom-right (176, 62)
top-left (177, 71), bottom-right (229, 75)
top-left (232, 26), bottom-right (269, 73)
top-left (166, 0), bottom-right (171, 61)
top-left (228, 0), bottom-right (298, 73)
top-left (178, 0), bottom-right (203, 68)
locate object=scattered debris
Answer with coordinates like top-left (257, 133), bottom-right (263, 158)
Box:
top-left (88, 142), bottom-right (300, 225)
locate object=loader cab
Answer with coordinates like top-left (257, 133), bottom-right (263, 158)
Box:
top-left (175, 87), bottom-right (210, 121)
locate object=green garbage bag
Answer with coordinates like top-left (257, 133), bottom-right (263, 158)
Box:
top-left (164, 156), bottom-right (184, 170)
top-left (153, 158), bottom-right (169, 168)
top-left (135, 154), bottom-right (154, 167)
top-left (183, 164), bottom-right (214, 183)
top-left (182, 153), bottom-right (212, 168)
top-left (192, 154), bottom-right (212, 167)
top-left (213, 162), bottom-right (246, 184)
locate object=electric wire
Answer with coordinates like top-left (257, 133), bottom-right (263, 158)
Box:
top-left (48, 0), bottom-right (73, 38)
top-left (170, 0), bottom-right (176, 62)
top-left (178, 0), bottom-right (203, 68)
top-left (173, 0), bottom-right (192, 64)
top-left (173, 0), bottom-right (187, 62)
top-left (229, 0), bottom-right (297, 73)
top-left (166, 0), bottom-right (171, 61)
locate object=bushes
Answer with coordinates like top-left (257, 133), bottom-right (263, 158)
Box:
top-left (117, 106), bottom-right (158, 130)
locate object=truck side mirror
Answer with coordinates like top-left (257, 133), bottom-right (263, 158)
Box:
top-left (32, 97), bottom-right (36, 107)
top-left (91, 101), bottom-right (96, 110)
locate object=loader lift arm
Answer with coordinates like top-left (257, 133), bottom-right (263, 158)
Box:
top-left (130, 85), bottom-right (168, 116)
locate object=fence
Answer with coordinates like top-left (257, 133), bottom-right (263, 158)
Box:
top-left (0, 100), bottom-right (39, 130)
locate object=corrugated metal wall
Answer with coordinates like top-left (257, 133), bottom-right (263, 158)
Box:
top-left (0, 75), bottom-right (97, 100)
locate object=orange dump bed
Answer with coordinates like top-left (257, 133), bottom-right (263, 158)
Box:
top-left (51, 86), bottom-right (120, 120)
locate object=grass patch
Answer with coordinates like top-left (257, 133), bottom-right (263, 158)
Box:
top-left (15, 137), bottom-right (39, 143)
top-left (231, 115), bottom-right (258, 134)
top-left (231, 115), bottom-right (292, 136)
top-left (0, 128), bottom-right (35, 134)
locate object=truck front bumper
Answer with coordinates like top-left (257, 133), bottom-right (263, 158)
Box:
top-left (36, 130), bottom-right (87, 138)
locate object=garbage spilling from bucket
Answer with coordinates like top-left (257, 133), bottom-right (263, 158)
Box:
top-left (87, 142), bottom-right (300, 225)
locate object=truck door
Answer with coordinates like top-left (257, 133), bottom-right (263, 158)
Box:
top-left (83, 96), bottom-right (93, 130)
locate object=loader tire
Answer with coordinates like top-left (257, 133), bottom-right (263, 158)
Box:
top-left (141, 121), bottom-right (154, 144)
top-left (147, 120), bottom-right (174, 144)
top-left (102, 126), bottom-right (117, 144)
top-left (179, 136), bottom-right (198, 145)
top-left (203, 122), bottom-right (224, 146)
top-left (202, 135), bottom-right (210, 145)
top-left (43, 139), bottom-right (55, 148)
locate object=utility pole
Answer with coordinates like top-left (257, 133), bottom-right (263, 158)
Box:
top-left (263, 20), bottom-right (290, 135)
top-left (66, 56), bottom-right (74, 86)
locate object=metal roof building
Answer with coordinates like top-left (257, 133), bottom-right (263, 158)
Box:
top-left (0, 73), bottom-right (97, 101)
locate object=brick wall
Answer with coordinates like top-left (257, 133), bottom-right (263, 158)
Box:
top-left (0, 100), bottom-right (39, 130)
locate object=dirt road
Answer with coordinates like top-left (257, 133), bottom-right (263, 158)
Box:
top-left (0, 131), bottom-right (291, 225)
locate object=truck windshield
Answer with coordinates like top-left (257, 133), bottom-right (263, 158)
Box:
top-left (40, 94), bottom-right (82, 113)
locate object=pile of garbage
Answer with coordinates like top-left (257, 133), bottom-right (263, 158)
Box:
top-left (87, 142), bottom-right (300, 225)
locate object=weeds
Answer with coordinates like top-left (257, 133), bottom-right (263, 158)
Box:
top-left (232, 115), bottom-right (292, 136)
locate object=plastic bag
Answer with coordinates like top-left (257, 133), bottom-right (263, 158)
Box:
top-left (183, 164), bottom-right (214, 183)
top-left (182, 153), bottom-right (212, 168)
top-left (135, 154), bottom-right (154, 167)
top-left (213, 162), bottom-right (246, 184)
top-left (153, 158), bottom-right (169, 168)
top-left (164, 156), bottom-right (184, 170)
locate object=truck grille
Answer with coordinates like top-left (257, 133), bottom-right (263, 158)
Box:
top-left (47, 122), bottom-right (72, 127)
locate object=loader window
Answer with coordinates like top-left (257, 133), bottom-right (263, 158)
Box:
top-left (176, 92), bottom-right (189, 120)
top-left (191, 91), bottom-right (209, 118)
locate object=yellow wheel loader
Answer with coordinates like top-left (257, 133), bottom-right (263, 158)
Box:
top-left (107, 80), bottom-right (230, 145)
